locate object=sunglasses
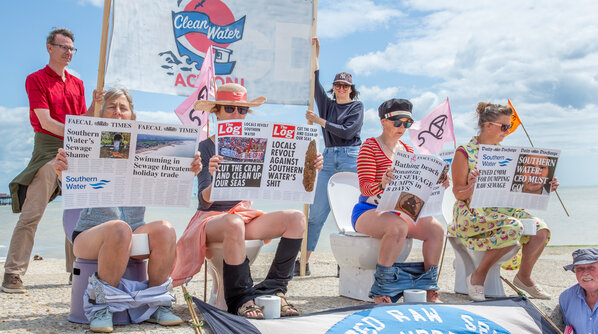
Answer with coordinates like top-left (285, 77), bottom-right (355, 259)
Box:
top-left (389, 119), bottom-right (413, 128)
top-left (222, 105), bottom-right (249, 115)
top-left (334, 83), bottom-right (351, 90)
top-left (488, 121), bottom-right (512, 132)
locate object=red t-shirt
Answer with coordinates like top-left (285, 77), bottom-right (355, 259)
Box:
top-left (25, 65), bottom-right (86, 139)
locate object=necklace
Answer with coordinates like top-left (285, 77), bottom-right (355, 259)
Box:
top-left (377, 136), bottom-right (399, 158)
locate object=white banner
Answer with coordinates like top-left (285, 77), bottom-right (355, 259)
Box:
top-left (62, 116), bottom-right (200, 209)
top-left (469, 145), bottom-right (560, 210)
top-left (420, 149), bottom-right (455, 218)
top-left (105, 0), bottom-right (313, 105)
top-left (376, 151), bottom-right (447, 224)
top-left (211, 120), bottom-right (319, 203)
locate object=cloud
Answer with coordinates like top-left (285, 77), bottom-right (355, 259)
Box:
top-left (77, 0), bottom-right (103, 7)
top-left (358, 85), bottom-right (401, 102)
top-left (318, 0), bottom-right (404, 38)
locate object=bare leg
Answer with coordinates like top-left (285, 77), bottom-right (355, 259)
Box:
top-left (132, 221), bottom-right (177, 287)
top-left (516, 229), bottom-right (549, 286)
top-left (73, 220), bottom-right (132, 287)
top-left (206, 214), bottom-right (247, 265)
top-left (470, 245), bottom-right (517, 286)
top-left (355, 210), bottom-right (409, 266)
top-left (407, 217), bottom-right (444, 270)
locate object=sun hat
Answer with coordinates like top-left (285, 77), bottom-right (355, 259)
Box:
top-left (333, 72), bottom-right (353, 85)
top-left (193, 83), bottom-right (266, 112)
top-left (378, 98), bottom-right (413, 121)
top-left (563, 248), bottom-right (598, 271)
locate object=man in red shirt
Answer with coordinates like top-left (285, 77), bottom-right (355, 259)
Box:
top-left (3, 28), bottom-right (99, 293)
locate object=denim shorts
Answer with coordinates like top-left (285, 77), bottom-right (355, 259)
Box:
top-left (369, 262), bottom-right (439, 302)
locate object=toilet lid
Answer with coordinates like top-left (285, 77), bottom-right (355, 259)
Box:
top-left (327, 172), bottom-right (360, 234)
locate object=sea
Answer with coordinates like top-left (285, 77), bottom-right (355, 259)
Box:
top-left (0, 186), bottom-right (596, 261)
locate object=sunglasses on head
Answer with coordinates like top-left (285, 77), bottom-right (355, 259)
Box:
top-left (488, 121), bottom-right (512, 132)
top-left (222, 105), bottom-right (249, 115)
top-left (389, 118), bottom-right (413, 128)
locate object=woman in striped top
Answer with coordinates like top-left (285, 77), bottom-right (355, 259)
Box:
top-left (351, 98), bottom-right (445, 303)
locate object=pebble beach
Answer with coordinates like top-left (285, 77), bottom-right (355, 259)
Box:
top-left (0, 246), bottom-right (582, 333)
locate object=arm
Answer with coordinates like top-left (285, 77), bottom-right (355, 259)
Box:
top-left (321, 102), bottom-right (364, 140)
top-left (34, 109), bottom-right (65, 137)
top-left (451, 148), bottom-right (479, 201)
top-left (357, 142), bottom-right (384, 196)
top-left (52, 148), bottom-right (68, 180)
top-left (84, 89), bottom-right (106, 116)
top-left (198, 155), bottom-right (222, 209)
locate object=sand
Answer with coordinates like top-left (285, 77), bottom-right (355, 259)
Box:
top-left (0, 246), bottom-right (582, 333)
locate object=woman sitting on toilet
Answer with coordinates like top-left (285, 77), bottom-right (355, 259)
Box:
top-left (53, 87), bottom-right (203, 333)
top-left (448, 102), bottom-right (559, 301)
top-left (351, 98), bottom-right (446, 303)
top-left (169, 83), bottom-right (323, 319)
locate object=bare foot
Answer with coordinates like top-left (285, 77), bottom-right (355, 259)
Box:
top-left (373, 295), bottom-right (391, 304)
top-left (426, 290), bottom-right (442, 303)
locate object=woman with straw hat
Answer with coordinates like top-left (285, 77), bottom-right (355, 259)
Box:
top-left (170, 83), bottom-right (323, 319)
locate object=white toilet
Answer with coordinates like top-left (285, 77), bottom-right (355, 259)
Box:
top-left (328, 172), bottom-right (412, 302)
top-left (441, 185), bottom-right (519, 298)
top-left (205, 240), bottom-right (264, 310)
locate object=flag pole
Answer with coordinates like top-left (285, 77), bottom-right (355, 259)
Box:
top-left (300, 0), bottom-right (318, 277)
top-left (517, 116), bottom-right (570, 217)
top-left (95, 0), bottom-right (112, 116)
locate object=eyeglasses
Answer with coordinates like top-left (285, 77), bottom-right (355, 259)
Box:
top-left (222, 105), bottom-right (249, 115)
top-left (488, 121), bottom-right (512, 132)
top-left (334, 83), bottom-right (351, 90)
top-left (390, 119), bottom-right (413, 128)
top-left (50, 43), bottom-right (77, 54)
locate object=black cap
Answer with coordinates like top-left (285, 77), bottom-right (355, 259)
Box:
top-left (333, 72), bottom-right (353, 85)
top-left (378, 98), bottom-right (413, 120)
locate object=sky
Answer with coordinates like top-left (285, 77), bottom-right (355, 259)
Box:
top-left (1, 0), bottom-right (598, 195)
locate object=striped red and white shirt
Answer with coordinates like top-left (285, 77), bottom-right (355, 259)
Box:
top-left (357, 137), bottom-right (414, 199)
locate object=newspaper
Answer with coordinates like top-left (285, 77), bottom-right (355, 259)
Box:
top-left (62, 115), bottom-right (201, 209)
top-left (210, 120), bottom-right (319, 203)
top-left (469, 145), bottom-right (560, 210)
top-left (419, 149), bottom-right (455, 218)
top-left (376, 151), bottom-right (448, 224)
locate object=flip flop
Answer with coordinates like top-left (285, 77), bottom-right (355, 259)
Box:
top-left (276, 292), bottom-right (300, 317)
top-left (238, 302), bottom-right (264, 320)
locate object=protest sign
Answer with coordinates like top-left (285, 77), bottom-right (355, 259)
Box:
top-left (105, 0), bottom-right (313, 105)
top-left (211, 120), bottom-right (319, 203)
top-left (376, 151), bottom-right (447, 223)
top-left (469, 145), bottom-right (560, 210)
top-left (62, 116), bottom-right (201, 209)
top-left (419, 149), bottom-right (455, 218)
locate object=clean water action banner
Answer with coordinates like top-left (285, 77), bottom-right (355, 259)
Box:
top-left (62, 116), bottom-right (200, 209)
top-left (105, 0), bottom-right (313, 105)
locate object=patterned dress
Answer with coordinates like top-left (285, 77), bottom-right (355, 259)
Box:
top-left (447, 137), bottom-right (550, 270)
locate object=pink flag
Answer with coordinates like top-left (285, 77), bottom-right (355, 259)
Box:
top-left (174, 45), bottom-right (215, 140)
top-left (408, 97), bottom-right (455, 155)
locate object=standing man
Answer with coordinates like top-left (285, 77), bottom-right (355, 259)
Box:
top-left (3, 28), bottom-right (97, 293)
top-left (560, 248), bottom-right (598, 333)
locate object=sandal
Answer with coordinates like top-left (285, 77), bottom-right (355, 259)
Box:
top-left (238, 301), bottom-right (264, 320)
top-left (275, 292), bottom-right (300, 317)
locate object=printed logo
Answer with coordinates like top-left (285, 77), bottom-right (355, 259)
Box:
top-left (64, 176), bottom-right (111, 190)
top-left (417, 115), bottom-right (448, 145)
top-left (218, 122), bottom-right (243, 136)
top-left (160, 0), bottom-right (246, 88)
top-left (272, 124), bottom-right (296, 139)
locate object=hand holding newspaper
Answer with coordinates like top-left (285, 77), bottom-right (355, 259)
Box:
top-left (376, 150), bottom-right (448, 224)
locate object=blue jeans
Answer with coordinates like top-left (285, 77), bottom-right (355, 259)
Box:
top-left (369, 263), bottom-right (439, 302)
top-left (306, 146), bottom-right (359, 252)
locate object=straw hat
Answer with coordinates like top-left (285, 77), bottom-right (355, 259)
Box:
top-left (193, 83), bottom-right (266, 112)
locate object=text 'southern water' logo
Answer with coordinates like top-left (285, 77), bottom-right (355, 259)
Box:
top-left (64, 176), bottom-right (111, 190)
top-left (160, 0), bottom-right (246, 82)
top-left (481, 153), bottom-right (513, 167)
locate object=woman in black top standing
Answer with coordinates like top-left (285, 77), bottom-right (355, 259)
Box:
top-left (297, 37), bottom-right (364, 275)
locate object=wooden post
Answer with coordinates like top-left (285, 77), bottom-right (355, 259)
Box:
top-left (300, 0), bottom-right (318, 277)
top-left (94, 0), bottom-right (112, 116)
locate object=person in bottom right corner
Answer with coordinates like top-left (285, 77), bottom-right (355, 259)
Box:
top-left (447, 102), bottom-right (559, 302)
top-left (559, 248), bottom-right (598, 334)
